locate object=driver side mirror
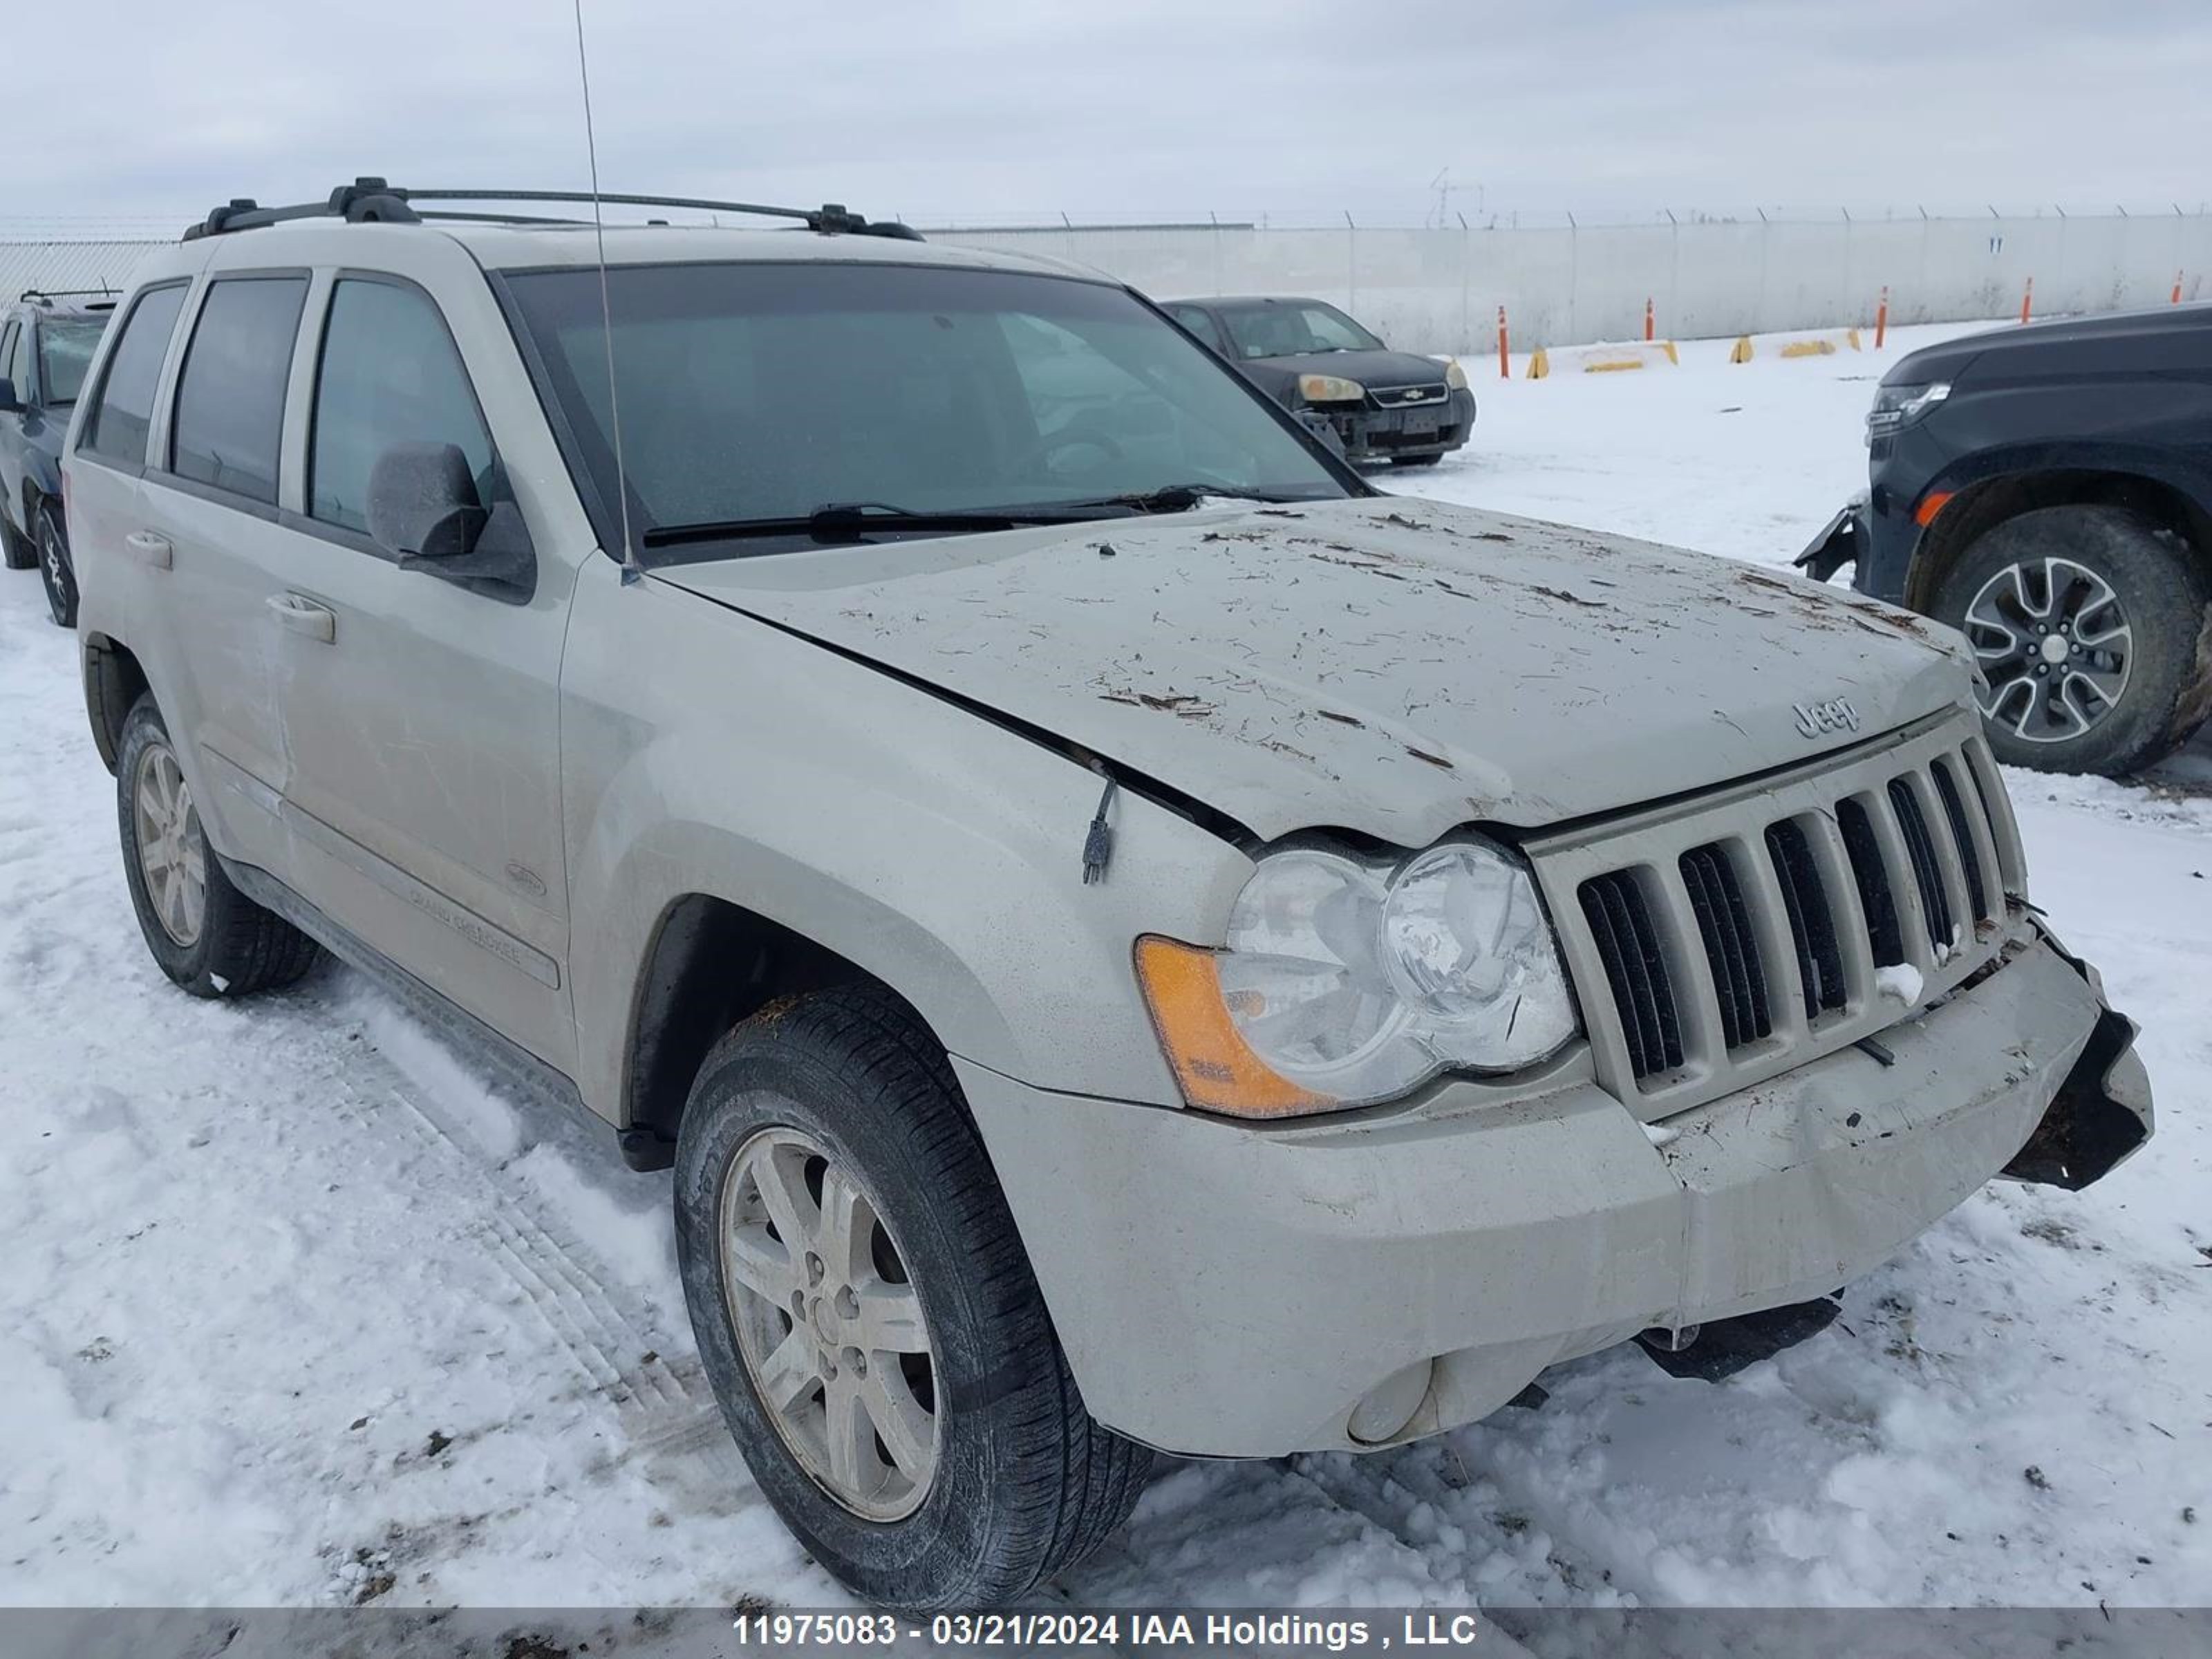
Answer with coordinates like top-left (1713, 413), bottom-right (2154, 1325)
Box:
top-left (367, 441), bottom-right (487, 562)
top-left (366, 440), bottom-right (536, 599)
top-left (0, 377), bottom-right (21, 415)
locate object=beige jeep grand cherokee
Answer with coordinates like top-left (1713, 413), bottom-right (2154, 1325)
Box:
top-left (65, 180), bottom-right (2151, 1609)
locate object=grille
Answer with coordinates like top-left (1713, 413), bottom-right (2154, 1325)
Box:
top-left (1370, 382), bottom-right (1448, 408)
top-left (1555, 722), bottom-right (2022, 1105)
top-left (1835, 797), bottom-right (1905, 966)
top-left (1578, 870), bottom-right (1684, 1079)
top-left (1679, 844), bottom-right (1770, 1049)
top-left (1888, 777), bottom-right (1956, 950)
top-left (1765, 821), bottom-right (1848, 1020)
top-left (1931, 758), bottom-right (1991, 921)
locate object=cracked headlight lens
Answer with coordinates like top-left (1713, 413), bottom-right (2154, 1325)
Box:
top-left (1138, 837), bottom-right (1580, 1116)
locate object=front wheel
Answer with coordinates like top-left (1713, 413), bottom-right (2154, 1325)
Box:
top-left (37, 502), bottom-right (78, 628)
top-left (1932, 504), bottom-right (2212, 776)
top-left (1389, 453), bottom-right (1443, 469)
top-left (673, 985), bottom-right (1148, 1609)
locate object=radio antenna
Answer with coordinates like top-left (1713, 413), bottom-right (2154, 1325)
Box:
top-left (571, 0), bottom-right (639, 584)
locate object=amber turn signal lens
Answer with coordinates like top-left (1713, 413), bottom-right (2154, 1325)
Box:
top-left (1913, 489), bottom-right (1955, 527)
top-left (1133, 936), bottom-right (1335, 1118)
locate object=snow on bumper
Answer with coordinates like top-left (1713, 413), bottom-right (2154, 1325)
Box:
top-left (957, 930), bottom-right (2141, 1458)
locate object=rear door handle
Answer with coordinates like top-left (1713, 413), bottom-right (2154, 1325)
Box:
top-left (266, 592), bottom-right (336, 644)
top-left (124, 530), bottom-right (172, 569)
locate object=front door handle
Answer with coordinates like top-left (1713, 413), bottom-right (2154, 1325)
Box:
top-left (124, 529), bottom-right (172, 569)
top-left (266, 592), bottom-right (336, 644)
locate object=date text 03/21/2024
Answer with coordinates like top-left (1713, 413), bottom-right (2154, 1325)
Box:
top-left (729, 1611), bottom-right (1490, 1650)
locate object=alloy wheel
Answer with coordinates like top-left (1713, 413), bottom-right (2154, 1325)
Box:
top-left (1962, 556), bottom-right (2133, 743)
top-left (39, 518), bottom-right (72, 625)
top-left (133, 742), bottom-right (207, 946)
top-left (718, 1121), bottom-right (940, 1521)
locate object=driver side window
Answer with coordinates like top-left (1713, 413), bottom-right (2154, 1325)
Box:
top-left (310, 279), bottom-right (493, 537)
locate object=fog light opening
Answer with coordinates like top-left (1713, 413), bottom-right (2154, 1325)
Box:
top-left (1348, 1357), bottom-right (1435, 1445)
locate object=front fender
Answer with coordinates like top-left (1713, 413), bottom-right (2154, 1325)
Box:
top-left (559, 558), bottom-right (1252, 1124)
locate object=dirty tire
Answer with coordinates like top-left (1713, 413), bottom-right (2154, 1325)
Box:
top-left (1932, 504), bottom-right (2212, 776)
top-left (674, 984), bottom-right (1150, 1610)
top-left (37, 502), bottom-right (78, 628)
top-left (1388, 454), bottom-right (1443, 469)
top-left (1, 505), bottom-right (32, 570)
top-left (115, 694), bottom-right (322, 998)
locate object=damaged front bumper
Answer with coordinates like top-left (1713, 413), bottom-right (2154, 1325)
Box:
top-left (957, 926), bottom-right (2148, 1459)
top-left (1795, 496), bottom-right (1866, 584)
top-left (1320, 386), bottom-right (1477, 463)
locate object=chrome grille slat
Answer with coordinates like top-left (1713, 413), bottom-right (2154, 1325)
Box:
top-left (1538, 712), bottom-right (2023, 1121)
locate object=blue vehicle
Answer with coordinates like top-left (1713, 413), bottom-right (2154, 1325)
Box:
top-left (1, 290), bottom-right (115, 626)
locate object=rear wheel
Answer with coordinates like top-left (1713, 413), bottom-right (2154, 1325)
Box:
top-left (37, 502), bottom-right (77, 628)
top-left (1, 504), bottom-right (33, 570)
top-left (673, 984), bottom-right (1148, 1609)
top-left (1931, 504), bottom-right (2212, 776)
top-left (115, 695), bottom-right (321, 997)
top-left (1389, 453), bottom-right (1443, 469)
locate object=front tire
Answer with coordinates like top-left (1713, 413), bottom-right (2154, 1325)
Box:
top-left (115, 695), bottom-right (322, 997)
top-left (1932, 504), bottom-right (2212, 776)
top-left (673, 984), bottom-right (1148, 1609)
top-left (36, 502), bottom-right (77, 628)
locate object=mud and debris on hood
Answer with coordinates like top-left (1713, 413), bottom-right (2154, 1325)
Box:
top-left (655, 496), bottom-right (1974, 845)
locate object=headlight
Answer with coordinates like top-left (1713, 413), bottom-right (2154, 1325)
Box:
top-left (1297, 373), bottom-right (1366, 404)
top-left (1444, 358), bottom-right (1469, 390)
top-left (1136, 837), bottom-right (1580, 1117)
top-left (1865, 381), bottom-right (1950, 442)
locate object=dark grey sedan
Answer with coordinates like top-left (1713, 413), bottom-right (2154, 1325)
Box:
top-left (1162, 295), bottom-right (1475, 467)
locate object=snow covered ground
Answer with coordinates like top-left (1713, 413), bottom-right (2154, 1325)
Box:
top-left (2, 324), bottom-right (2208, 1621)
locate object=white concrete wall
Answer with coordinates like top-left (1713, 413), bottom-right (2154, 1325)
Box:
top-left (13, 212), bottom-right (2212, 359)
top-left (935, 214), bottom-right (2212, 355)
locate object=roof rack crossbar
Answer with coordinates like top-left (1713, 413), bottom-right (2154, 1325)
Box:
top-left (183, 178), bottom-right (922, 241)
top-left (19, 286), bottom-right (122, 303)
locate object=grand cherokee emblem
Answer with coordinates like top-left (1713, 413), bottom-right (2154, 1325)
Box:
top-left (1792, 696), bottom-right (1861, 739)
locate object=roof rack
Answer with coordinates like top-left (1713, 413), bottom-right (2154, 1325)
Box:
top-left (19, 287), bottom-right (121, 306)
top-left (183, 178), bottom-right (924, 242)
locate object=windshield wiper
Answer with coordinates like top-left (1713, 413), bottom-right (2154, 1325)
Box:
top-left (641, 500), bottom-right (1088, 550)
top-left (1085, 482), bottom-right (1297, 514)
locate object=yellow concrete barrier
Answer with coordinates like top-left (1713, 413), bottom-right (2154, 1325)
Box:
top-left (1528, 340), bottom-right (1679, 378)
top-left (1734, 328), bottom-right (1863, 362)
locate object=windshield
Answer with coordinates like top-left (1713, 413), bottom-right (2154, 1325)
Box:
top-left (505, 261), bottom-right (1349, 559)
top-left (38, 319), bottom-right (107, 406)
top-left (1218, 302), bottom-right (1385, 360)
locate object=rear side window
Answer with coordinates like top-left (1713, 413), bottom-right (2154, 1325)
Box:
top-left (310, 278), bottom-right (493, 536)
top-left (80, 285), bottom-right (188, 466)
top-left (169, 276), bottom-right (309, 505)
top-left (0, 324), bottom-right (20, 391)
top-left (1168, 305), bottom-right (1225, 352)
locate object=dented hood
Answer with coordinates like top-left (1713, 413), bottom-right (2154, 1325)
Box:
top-left (654, 498), bottom-right (1975, 845)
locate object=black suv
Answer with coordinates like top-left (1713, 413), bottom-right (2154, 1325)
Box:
top-left (1800, 306), bottom-right (2212, 776)
top-left (1, 290), bottom-right (115, 626)
top-left (1163, 295), bottom-right (1476, 468)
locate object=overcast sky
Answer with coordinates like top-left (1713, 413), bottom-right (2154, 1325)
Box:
top-left (24, 1), bottom-right (2212, 232)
